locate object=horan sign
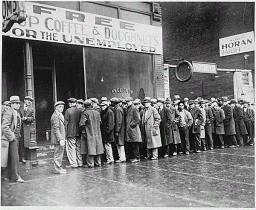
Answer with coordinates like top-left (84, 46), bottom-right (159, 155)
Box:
top-left (219, 31), bottom-right (255, 57)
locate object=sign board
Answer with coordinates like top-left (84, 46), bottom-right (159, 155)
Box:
top-left (3, 2), bottom-right (162, 54)
top-left (163, 64), bottom-right (170, 98)
top-left (219, 31), bottom-right (255, 57)
top-left (192, 61), bottom-right (217, 74)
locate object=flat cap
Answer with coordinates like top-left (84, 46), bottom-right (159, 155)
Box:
top-left (188, 100), bottom-right (194, 105)
top-left (133, 99), bottom-right (141, 105)
top-left (184, 97), bottom-right (189, 102)
top-left (230, 99), bottom-right (237, 104)
top-left (165, 98), bottom-right (171, 104)
top-left (101, 97), bottom-right (108, 102)
top-left (243, 101), bottom-right (250, 104)
top-left (151, 98), bottom-right (157, 104)
top-left (221, 96), bottom-right (228, 102)
top-left (110, 97), bottom-right (120, 103)
top-left (77, 99), bottom-right (84, 104)
top-left (99, 101), bottom-right (109, 106)
top-left (54, 101), bottom-right (65, 107)
top-left (125, 97), bottom-right (133, 102)
top-left (10, 96), bottom-right (21, 103)
top-left (173, 95), bottom-right (180, 100)
top-left (3, 101), bottom-right (11, 106)
top-left (68, 98), bottom-right (77, 103)
top-left (84, 99), bottom-right (92, 106)
top-left (144, 97), bottom-right (151, 103)
top-left (157, 98), bottom-right (165, 103)
top-left (199, 100), bottom-right (206, 104)
top-left (90, 98), bottom-right (99, 104)
top-left (24, 96), bottom-right (33, 101)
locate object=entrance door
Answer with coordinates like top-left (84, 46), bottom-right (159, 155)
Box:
top-left (34, 67), bottom-right (54, 142)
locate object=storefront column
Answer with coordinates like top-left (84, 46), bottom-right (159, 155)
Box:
top-left (83, 47), bottom-right (87, 99)
top-left (25, 41), bottom-right (38, 163)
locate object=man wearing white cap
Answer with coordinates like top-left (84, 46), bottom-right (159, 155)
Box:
top-left (2, 96), bottom-right (24, 182)
top-left (51, 101), bottom-right (67, 174)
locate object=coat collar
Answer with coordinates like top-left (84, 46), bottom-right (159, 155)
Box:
top-left (143, 106), bottom-right (153, 123)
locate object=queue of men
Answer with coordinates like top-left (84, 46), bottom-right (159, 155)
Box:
top-left (1, 94), bottom-right (255, 180)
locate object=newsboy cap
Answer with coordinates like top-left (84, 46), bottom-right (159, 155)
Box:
top-left (188, 100), bottom-right (194, 105)
top-left (144, 97), bottom-right (151, 103)
top-left (10, 96), bottom-right (21, 103)
top-left (3, 101), bottom-right (11, 106)
top-left (125, 97), bottom-right (133, 102)
top-left (110, 97), bottom-right (120, 103)
top-left (184, 97), bottom-right (189, 102)
top-left (24, 96), bottom-right (33, 101)
top-left (221, 96), bottom-right (228, 102)
top-left (77, 99), bottom-right (84, 104)
top-left (101, 97), bottom-right (108, 102)
top-left (90, 98), bottom-right (99, 104)
top-left (133, 99), bottom-right (141, 105)
top-left (230, 99), bottom-right (237, 104)
top-left (54, 101), bottom-right (65, 107)
top-left (68, 98), bottom-right (77, 103)
top-left (157, 98), bottom-right (165, 103)
top-left (151, 98), bottom-right (157, 104)
top-left (84, 99), bottom-right (92, 106)
top-left (100, 101), bottom-right (109, 106)
top-left (173, 95), bottom-right (180, 100)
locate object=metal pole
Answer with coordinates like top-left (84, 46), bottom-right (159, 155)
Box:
top-left (83, 47), bottom-right (87, 99)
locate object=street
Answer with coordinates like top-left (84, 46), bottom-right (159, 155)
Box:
top-left (1, 146), bottom-right (255, 207)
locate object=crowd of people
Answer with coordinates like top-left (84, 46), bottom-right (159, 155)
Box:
top-left (1, 94), bottom-right (255, 181)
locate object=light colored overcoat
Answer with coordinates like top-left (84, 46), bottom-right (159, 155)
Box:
top-left (51, 111), bottom-right (66, 144)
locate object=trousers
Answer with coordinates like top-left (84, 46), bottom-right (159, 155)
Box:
top-left (179, 127), bottom-right (190, 152)
top-left (87, 155), bottom-right (101, 167)
top-left (66, 137), bottom-right (83, 167)
top-left (104, 143), bottom-right (114, 162)
top-left (53, 144), bottom-right (65, 173)
top-left (8, 138), bottom-right (20, 180)
top-left (117, 145), bottom-right (126, 161)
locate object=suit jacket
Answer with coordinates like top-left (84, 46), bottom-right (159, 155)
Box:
top-left (233, 104), bottom-right (247, 135)
top-left (243, 107), bottom-right (255, 123)
top-left (51, 111), bottom-right (65, 144)
top-left (101, 107), bottom-right (115, 143)
top-left (190, 106), bottom-right (204, 134)
top-left (2, 108), bottom-right (21, 142)
top-left (65, 106), bottom-right (82, 138)
top-left (205, 107), bottom-right (214, 124)
top-left (222, 104), bottom-right (236, 135)
top-left (158, 106), bottom-right (172, 146)
top-left (212, 107), bottom-right (225, 134)
top-left (114, 105), bottom-right (125, 145)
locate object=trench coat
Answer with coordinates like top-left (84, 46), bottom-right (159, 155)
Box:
top-left (158, 106), bottom-right (172, 146)
top-left (79, 108), bottom-right (104, 155)
top-left (125, 104), bottom-right (142, 143)
top-left (233, 104), bottom-right (247, 136)
top-left (190, 106), bottom-right (204, 134)
top-left (169, 106), bottom-right (181, 144)
top-left (199, 108), bottom-right (206, 138)
top-left (64, 106), bottom-right (82, 138)
top-left (101, 107), bottom-right (115, 143)
top-left (212, 107), bottom-right (225, 134)
top-left (1, 108), bottom-right (21, 167)
top-left (114, 105), bottom-right (125, 146)
top-left (50, 111), bottom-right (65, 145)
top-left (222, 104), bottom-right (236, 135)
top-left (141, 106), bottom-right (162, 149)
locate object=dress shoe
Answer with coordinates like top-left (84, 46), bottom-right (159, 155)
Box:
top-left (151, 157), bottom-right (158, 160)
top-left (229, 145), bottom-right (236, 148)
top-left (210, 147), bottom-right (213, 150)
top-left (66, 165), bottom-right (78, 169)
top-left (130, 158), bottom-right (140, 163)
top-left (195, 150), bottom-right (201, 153)
top-left (185, 151), bottom-right (190, 155)
top-left (105, 161), bottom-right (114, 164)
top-left (164, 154), bottom-right (168, 158)
top-left (172, 152), bottom-right (177, 156)
top-left (220, 146), bottom-right (225, 149)
top-left (15, 178), bottom-right (24, 183)
top-left (20, 159), bottom-right (26, 164)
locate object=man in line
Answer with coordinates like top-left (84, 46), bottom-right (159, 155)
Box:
top-left (243, 101), bottom-right (254, 146)
top-left (204, 100), bottom-right (214, 150)
top-left (65, 98), bottom-right (83, 168)
top-left (79, 100), bottom-right (104, 168)
top-left (19, 96), bottom-right (35, 163)
top-left (51, 101), bottom-right (67, 174)
top-left (2, 96), bottom-right (24, 182)
top-left (1, 101), bottom-right (11, 119)
top-left (125, 97), bottom-right (142, 162)
top-left (90, 98), bottom-right (101, 113)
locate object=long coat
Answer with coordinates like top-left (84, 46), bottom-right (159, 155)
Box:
top-left (141, 106), bottom-right (162, 149)
top-left (1, 108), bottom-right (21, 167)
top-left (212, 107), bottom-right (225, 134)
top-left (169, 106), bottom-right (181, 144)
top-left (20, 104), bottom-right (36, 147)
top-left (190, 106), bottom-right (204, 134)
top-left (233, 104), bottom-right (248, 136)
top-left (199, 108), bottom-right (206, 138)
top-left (158, 106), bottom-right (172, 146)
top-left (114, 105), bottom-right (125, 146)
top-left (125, 104), bottom-right (142, 143)
top-left (222, 104), bottom-right (236, 135)
top-left (50, 111), bottom-right (65, 145)
top-left (64, 106), bottom-right (82, 138)
top-left (101, 107), bottom-right (115, 143)
top-left (79, 107), bottom-right (104, 155)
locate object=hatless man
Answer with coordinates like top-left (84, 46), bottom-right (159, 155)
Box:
top-left (51, 101), bottom-right (67, 174)
top-left (19, 96), bottom-right (35, 163)
top-left (65, 98), bottom-right (83, 168)
top-left (2, 96), bottom-right (24, 182)
top-left (125, 97), bottom-right (142, 162)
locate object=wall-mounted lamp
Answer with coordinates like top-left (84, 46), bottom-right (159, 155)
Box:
top-left (101, 76), bottom-right (104, 82)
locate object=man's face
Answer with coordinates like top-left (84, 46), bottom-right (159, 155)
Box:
top-left (101, 105), bottom-right (107, 111)
top-left (127, 101), bottom-right (133, 106)
top-left (122, 103), bottom-right (127, 109)
top-left (76, 103), bottom-right (83, 109)
top-left (11, 102), bottom-right (21, 110)
top-left (230, 103), bottom-right (235, 108)
top-left (190, 103), bottom-right (195, 108)
top-left (243, 103), bottom-right (248, 108)
top-left (24, 99), bottom-right (32, 106)
top-left (157, 102), bottom-right (163, 107)
top-left (69, 102), bottom-right (76, 107)
top-left (178, 103), bottom-right (184, 110)
top-left (56, 105), bottom-right (64, 113)
top-left (145, 102), bottom-right (151, 108)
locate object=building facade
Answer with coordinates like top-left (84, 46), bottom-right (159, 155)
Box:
top-left (2, 1), bottom-right (164, 151)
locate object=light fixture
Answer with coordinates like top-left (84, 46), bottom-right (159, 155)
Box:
top-left (101, 76), bottom-right (104, 82)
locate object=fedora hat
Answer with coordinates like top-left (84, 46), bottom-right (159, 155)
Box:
top-left (10, 96), bottom-right (21, 103)
top-left (157, 98), bottom-right (165, 103)
top-left (99, 101), bottom-right (109, 106)
top-left (54, 101), bottom-right (65, 107)
top-left (84, 99), bottom-right (92, 106)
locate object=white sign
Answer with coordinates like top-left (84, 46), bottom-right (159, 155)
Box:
top-left (192, 61), bottom-right (217, 74)
top-left (163, 64), bottom-right (170, 98)
top-left (219, 31), bottom-right (255, 57)
top-left (3, 2), bottom-right (162, 54)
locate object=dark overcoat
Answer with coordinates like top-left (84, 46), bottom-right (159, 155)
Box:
top-left (125, 104), bottom-right (142, 142)
top-left (101, 107), bottom-right (115, 143)
top-left (20, 105), bottom-right (36, 147)
top-left (190, 106), bottom-right (204, 134)
top-left (222, 104), bottom-right (236, 135)
top-left (114, 105), bottom-right (125, 146)
top-left (79, 108), bottom-right (104, 155)
top-left (158, 106), bottom-right (172, 146)
top-left (141, 106), bottom-right (162, 149)
top-left (64, 106), bottom-right (82, 138)
top-left (169, 106), bottom-right (181, 144)
top-left (212, 107), bottom-right (225, 134)
top-left (233, 104), bottom-right (247, 136)
top-left (50, 111), bottom-right (65, 144)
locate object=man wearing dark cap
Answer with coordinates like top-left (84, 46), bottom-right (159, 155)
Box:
top-left (222, 97), bottom-right (237, 148)
top-left (230, 99), bottom-right (247, 146)
top-left (65, 98), bottom-right (83, 168)
top-left (125, 97), bottom-right (142, 162)
top-left (243, 101), bottom-right (254, 145)
top-left (2, 96), bottom-right (24, 182)
top-left (79, 99), bottom-right (104, 167)
top-left (19, 96), bottom-right (35, 163)
top-left (51, 101), bottom-right (67, 174)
